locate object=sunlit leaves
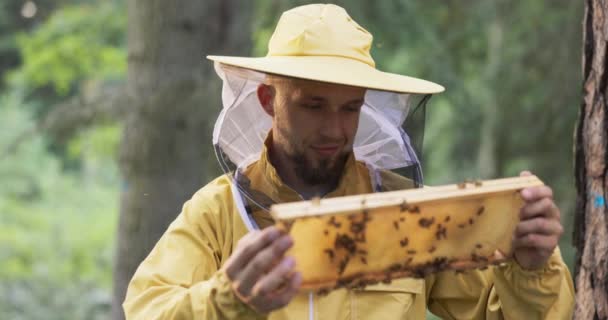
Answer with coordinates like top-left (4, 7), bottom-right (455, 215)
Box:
top-left (7, 1), bottom-right (126, 96)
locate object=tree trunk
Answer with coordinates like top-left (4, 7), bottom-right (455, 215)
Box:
top-left (574, 1), bottom-right (608, 319)
top-left (477, 13), bottom-right (503, 179)
top-left (111, 1), bottom-right (252, 319)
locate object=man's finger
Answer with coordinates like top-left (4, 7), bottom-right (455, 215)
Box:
top-left (515, 217), bottom-right (563, 237)
top-left (520, 198), bottom-right (559, 220)
top-left (513, 233), bottom-right (559, 251)
top-left (520, 170), bottom-right (532, 177)
top-left (521, 185), bottom-right (553, 202)
top-left (234, 234), bottom-right (293, 296)
top-left (262, 272), bottom-right (302, 312)
top-left (251, 256), bottom-right (296, 297)
top-left (225, 227), bottom-right (282, 278)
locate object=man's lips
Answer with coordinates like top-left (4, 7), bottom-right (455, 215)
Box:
top-left (311, 145), bottom-right (340, 156)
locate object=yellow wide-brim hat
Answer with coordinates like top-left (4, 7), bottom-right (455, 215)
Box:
top-left (207, 4), bottom-right (444, 94)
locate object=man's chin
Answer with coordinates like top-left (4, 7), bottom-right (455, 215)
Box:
top-left (309, 158), bottom-right (348, 182)
top-left (290, 151), bottom-right (349, 185)
top-left (309, 151), bottom-right (344, 165)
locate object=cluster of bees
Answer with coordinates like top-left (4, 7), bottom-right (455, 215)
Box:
top-left (313, 194), bottom-right (494, 292)
top-left (325, 210), bottom-right (373, 276)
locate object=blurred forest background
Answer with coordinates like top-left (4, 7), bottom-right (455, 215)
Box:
top-left (0, 0), bottom-right (582, 319)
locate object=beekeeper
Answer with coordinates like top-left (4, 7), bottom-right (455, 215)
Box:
top-left (123, 4), bottom-right (573, 319)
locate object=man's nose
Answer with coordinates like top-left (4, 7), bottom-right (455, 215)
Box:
top-left (319, 111), bottom-right (344, 139)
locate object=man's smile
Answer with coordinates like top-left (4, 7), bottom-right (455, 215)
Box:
top-left (311, 144), bottom-right (341, 157)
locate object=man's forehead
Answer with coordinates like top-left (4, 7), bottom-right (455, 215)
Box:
top-left (266, 74), bottom-right (367, 97)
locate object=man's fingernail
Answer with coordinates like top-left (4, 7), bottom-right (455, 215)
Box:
top-left (267, 228), bottom-right (280, 240)
top-left (283, 257), bottom-right (295, 268)
top-left (279, 235), bottom-right (293, 249)
top-left (521, 189), bottom-right (531, 198)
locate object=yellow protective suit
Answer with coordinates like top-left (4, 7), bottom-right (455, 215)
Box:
top-left (123, 147), bottom-right (574, 319)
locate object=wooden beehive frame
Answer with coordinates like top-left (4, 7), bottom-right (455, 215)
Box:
top-left (270, 175), bottom-right (543, 292)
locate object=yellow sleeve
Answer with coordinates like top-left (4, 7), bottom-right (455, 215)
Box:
top-left (426, 248), bottom-right (574, 319)
top-left (122, 190), bottom-right (264, 320)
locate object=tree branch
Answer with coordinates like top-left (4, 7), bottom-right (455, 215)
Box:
top-left (1, 83), bottom-right (130, 159)
top-left (40, 83), bottom-right (130, 141)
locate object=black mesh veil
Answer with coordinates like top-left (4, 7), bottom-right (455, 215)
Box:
top-left (391, 94), bottom-right (430, 188)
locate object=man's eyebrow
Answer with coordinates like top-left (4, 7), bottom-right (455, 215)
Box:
top-left (347, 98), bottom-right (365, 105)
top-left (302, 96), bottom-right (365, 105)
top-left (302, 96), bottom-right (327, 102)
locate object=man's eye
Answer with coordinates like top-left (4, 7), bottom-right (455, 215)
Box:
top-left (345, 105), bottom-right (362, 112)
top-left (301, 104), bottom-right (322, 110)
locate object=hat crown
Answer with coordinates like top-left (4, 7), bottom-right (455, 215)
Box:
top-left (267, 4), bottom-right (376, 67)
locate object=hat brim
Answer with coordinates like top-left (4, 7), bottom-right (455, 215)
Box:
top-left (207, 55), bottom-right (444, 94)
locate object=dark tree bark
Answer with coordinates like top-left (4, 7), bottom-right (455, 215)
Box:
top-left (574, 1), bottom-right (608, 319)
top-left (111, 1), bottom-right (252, 319)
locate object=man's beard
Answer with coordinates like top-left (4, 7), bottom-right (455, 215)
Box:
top-left (288, 149), bottom-right (349, 186)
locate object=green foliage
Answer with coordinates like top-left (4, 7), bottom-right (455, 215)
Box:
top-left (0, 2), bottom-right (126, 318)
top-left (0, 92), bottom-right (119, 319)
top-left (7, 1), bottom-right (126, 97)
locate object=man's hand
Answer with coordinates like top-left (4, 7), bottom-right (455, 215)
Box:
top-left (512, 171), bottom-right (564, 270)
top-left (222, 226), bottom-right (302, 314)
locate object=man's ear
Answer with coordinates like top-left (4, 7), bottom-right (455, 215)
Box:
top-left (257, 83), bottom-right (275, 117)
